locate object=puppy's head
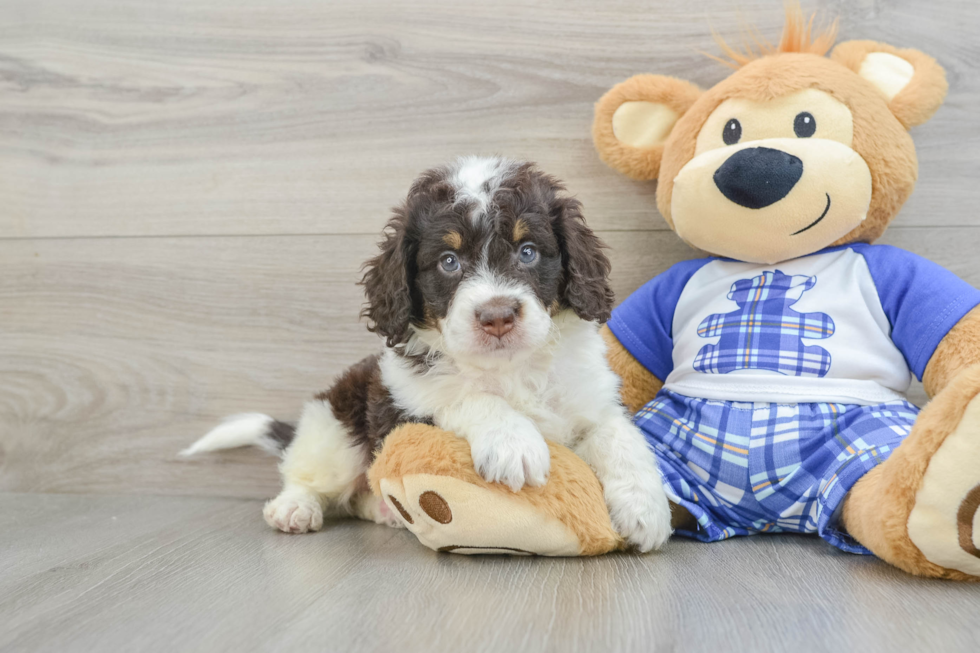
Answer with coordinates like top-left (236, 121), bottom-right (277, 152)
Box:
top-left (362, 156), bottom-right (613, 359)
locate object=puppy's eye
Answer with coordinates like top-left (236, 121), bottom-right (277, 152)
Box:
top-left (440, 253), bottom-right (460, 273)
top-left (518, 244), bottom-right (537, 265)
top-left (723, 118), bottom-right (741, 145)
top-left (794, 112), bottom-right (816, 138)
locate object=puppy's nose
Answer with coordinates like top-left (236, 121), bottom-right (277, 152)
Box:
top-left (713, 147), bottom-right (803, 209)
top-left (477, 298), bottom-right (520, 338)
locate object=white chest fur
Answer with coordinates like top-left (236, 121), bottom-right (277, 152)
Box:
top-left (380, 313), bottom-right (622, 446)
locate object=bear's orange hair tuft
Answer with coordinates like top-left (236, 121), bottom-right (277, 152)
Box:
top-left (707, 3), bottom-right (839, 69)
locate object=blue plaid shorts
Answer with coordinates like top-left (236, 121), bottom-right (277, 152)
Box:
top-left (635, 390), bottom-right (920, 554)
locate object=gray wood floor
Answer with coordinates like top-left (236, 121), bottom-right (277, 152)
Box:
top-left (2, 0), bottom-right (980, 650)
top-left (4, 493), bottom-right (980, 653)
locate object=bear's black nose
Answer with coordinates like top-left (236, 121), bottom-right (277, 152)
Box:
top-left (713, 147), bottom-right (803, 209)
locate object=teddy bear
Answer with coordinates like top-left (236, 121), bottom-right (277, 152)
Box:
top-left (368, 6), bottom-right (980, 580)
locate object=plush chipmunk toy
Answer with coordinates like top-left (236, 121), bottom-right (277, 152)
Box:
top-left (371, 6), bottom-right (980, 580)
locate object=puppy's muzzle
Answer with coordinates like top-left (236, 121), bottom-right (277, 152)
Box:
top-left (476, 297), bottom-right (521, 339)
top-left (713, 146), bottom-right (803, 209)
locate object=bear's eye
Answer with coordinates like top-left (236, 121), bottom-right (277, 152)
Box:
top-left (794, 112), bottom-right (816, 138)
top-left (723, 118), bottom-right (742, 145)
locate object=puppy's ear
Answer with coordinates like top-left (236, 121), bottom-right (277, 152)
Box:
top-left (593, 74), bottom-right (702, 180)
top-left (832, 40), bottom-right (947, 129)
top-left (552, 197), bottom-right (614, 323)
top-left (361, 209), bottom-right (416, 347)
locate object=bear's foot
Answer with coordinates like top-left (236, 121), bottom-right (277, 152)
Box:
top-left (368, 424), bottom-right (623, 556)
top-left (379, 473), bottom-right (582, 555)
top-left (844, 365), bottom-right (980, 580)
top-left (907, 388), bottom-right (980, 576)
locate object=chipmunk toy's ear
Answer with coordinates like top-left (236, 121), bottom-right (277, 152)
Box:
top-left (832, 40), bottom-right (948, 129)
top-left (593, 75), bottom-right (702, 180)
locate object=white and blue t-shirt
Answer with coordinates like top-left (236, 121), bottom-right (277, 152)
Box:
top-left (609, 244), bottom-right (980, 405)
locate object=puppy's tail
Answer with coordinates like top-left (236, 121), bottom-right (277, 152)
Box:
top-left (179, 413), bottom-right (295, 457)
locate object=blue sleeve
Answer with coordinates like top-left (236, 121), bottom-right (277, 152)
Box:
top-left (856, 244), bottom-right (980, 380)
top-left (607, 257), bottom-right (714, 381)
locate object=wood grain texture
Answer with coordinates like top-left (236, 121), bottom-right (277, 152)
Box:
top-left (2, 1), bottom-right (980, 647)
top-left (0, 0), bottom-right (977, 239)
top-left (1, 493), bottom-right (979, 653)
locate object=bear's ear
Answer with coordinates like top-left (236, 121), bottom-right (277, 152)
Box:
top-left (832, 40), bottom-right (948, 129)
top-left (593, 75), bottom-right (701, 180)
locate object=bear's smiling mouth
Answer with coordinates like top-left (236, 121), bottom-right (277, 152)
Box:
top-left (791, 193), bottom-right (832, 235)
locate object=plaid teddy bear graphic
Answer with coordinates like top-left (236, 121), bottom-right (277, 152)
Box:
top-left (693, 270), bottom-right (835, 377)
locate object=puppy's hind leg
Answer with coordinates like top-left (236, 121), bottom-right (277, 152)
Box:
top-left (348, 492), bottom-right (405, 529)
top-left (263, 399), bottom-right (366, 534)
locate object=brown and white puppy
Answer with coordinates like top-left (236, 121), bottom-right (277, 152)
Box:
top-left (183, 156), bottom-right (671, 552)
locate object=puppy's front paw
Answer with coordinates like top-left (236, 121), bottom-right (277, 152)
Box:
top-left (605, 476), bottom-right (672, 553)
top-left (263, 490), bottom-right (324, 534)
top-left (470, 423), bottom-right (550, 492)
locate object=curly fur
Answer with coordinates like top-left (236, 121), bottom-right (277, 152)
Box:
top-left (361, 210), bottom-right (417, 348)
top-left (552, 196), bottom-right (614, 323)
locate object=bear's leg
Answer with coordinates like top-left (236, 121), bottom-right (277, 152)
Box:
top-left (842, 365), bottom-right (980, 580)
top-left (368, 424), bottom-right (627, 556)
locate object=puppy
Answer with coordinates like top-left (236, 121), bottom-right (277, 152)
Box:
top-left (183, 156), bottom-right (672, 551)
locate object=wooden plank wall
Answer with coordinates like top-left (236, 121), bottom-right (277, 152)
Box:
top-left (2, 0), bottom-right (978, 499)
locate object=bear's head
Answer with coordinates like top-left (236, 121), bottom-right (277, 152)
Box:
top-left (593, 6), bottom-right (947, 265)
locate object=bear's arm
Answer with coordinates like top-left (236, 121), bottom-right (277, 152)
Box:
top-left (856, 244), bottom-right (980, 394)
top-left (602, 257), bottom-right (715, 412)
top-left (923, 306), bottom-right (980, 397)
top-left (601, 324), bottom-right (663, 414)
